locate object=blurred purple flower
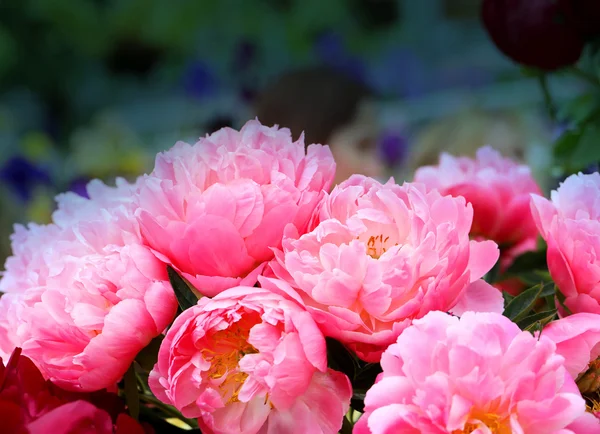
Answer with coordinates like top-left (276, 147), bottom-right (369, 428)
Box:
top-left (67, 177), bottom-right (90, 199)
top-left (378, 131), bottom-right (409, 167)
top-left (0, 156), bottom-right (52, 202)
top-left (182, 61), bottom-right (218, 99)
top-left (585, 163), bottom-right (600, 174)
top-left (313, 31), bottom-right (367, 84)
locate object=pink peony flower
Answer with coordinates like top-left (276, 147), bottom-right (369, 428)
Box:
top-left (542, 313), bottom-right (600, 384)
top-left (149, 280), bottom-right (352, 434)
top-left (355, 311), bottom-right (600, 434)
top-left (270, 175), bottom-right (503, 362)
top-left (531, 173), bottom-right (600, 314)
top-left (415, 146), bottom-right (542, 250)
top-left (134, 119), bottom-right (335, 297)
top-left (0, 348), bottom-right (152, 434)
top-left (0, 179), bottom-right (177, 391)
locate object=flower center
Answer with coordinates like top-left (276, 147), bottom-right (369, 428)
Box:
top-left (453, 413), bottom-right (510, 434)
top-left (364, 234), bottom-right (397, 259)
top-left (578, 357), bottom-right (600, 395)
top-left (200, 320), bottom-right (258, 404)
top-left (585, 392), bottom-right (600, 416)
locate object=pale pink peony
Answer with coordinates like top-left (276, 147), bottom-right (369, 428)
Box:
top-left (134, 119), bottom-right (335, 297)
top-left (355, 311), bottom-right (600, 434)
top-left (149, 280), bottom-right (352, 434)
top-left (0, 179), bottom-right (177, 391)
top-left (270, 175), bottom-right (503, 362)
top-left (542, 313), bottom-right (600, 382)
top-left (531, 173), bottom-right (600, 314)
top-left (415, 146), bottom-right (542, 250)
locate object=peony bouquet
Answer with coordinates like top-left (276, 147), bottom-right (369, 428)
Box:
top-left (2, 117), bottom-right (600, 434)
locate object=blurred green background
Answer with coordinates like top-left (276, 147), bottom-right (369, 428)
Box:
top-left (0, 0), bottom-right (590, 262)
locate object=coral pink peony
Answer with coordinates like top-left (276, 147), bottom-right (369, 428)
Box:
top-left (0, 348), bottom-right (152, 434)
top-left (134, 119), bottom-right (335, 297)
top-left (415, 145), bottom-right (542, 251)
top-left (0, 179), bottom-right (177, 391)
top-left (270, 175), bottom-right (503, 362)
top-left (542, 313), bottom-right (600, 385)
top-left (355, 311), bottom-right (600, 434)
top-left (149, 280), bottom-right (351, 434)
top-left (531, 173), bottom-right (600, 314)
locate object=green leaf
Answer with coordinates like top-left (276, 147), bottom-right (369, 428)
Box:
top-left (553, 129), bottom-right (581, 160)
top-left (556, 288), bottom-right (573, 316)
top-left (123, 363), bottom-right (140, 420)
top-left (520, 66), bottom-right (543, 77)
top-left (503, 250), bottom-right (547, 277)
top-left (167, 265), bottom-right (201, 312)
top-left (556, 92), bottom-right (600, 124)
top-left (539, 282), bottom-right (556, 298)
top-left (516, 309), bottom-right (557, 331)
top-left (503, 282), bottom-right (553, 322)
top-left (536, 236), bottom-right (547, 251)
top-left (569, 123), bottom-right (600, 169)
top-left (135, 335), bottom-right (164, 371)
top-left (502, 291), bottom-right (514, 308)
top-left (350, 363), bottom-right (382, 412)
top-left (326, 338), bottom-right (358, 380)
top-left (516, 270), bottom-right (553, 287)
top-left (484, 259), bottom-right (502, 284)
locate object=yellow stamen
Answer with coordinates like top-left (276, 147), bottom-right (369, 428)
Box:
top-left (584, 389), bottom-right (600, 416)
top-left (453, 413), bottom-right (510, 434)
top-left (200, 320), bottom-right (258, 404)
top-left (364, 234), bottom-right (398, 259)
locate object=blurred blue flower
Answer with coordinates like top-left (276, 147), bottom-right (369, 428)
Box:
top-left (182, 60), bottom-right (218, 100)
top-left (378, 131), bottom-right (409, 168)
top-left (369, 47), bottom-right (429, 98)
top-left (0, 156), bottom-right (52, 202)
top-left (313, 31), bottom-right (367, 84)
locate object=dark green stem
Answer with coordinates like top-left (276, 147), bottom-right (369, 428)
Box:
top-left (139, 394), bottom-right (198, 428)
top-left (568, 67), bottom-right (600, 87)
top-left (340, 415), bottom-right (354, 434)
top-left (538, 74), bottom-right (557, 121)
top-left (124, 364), bottom-right (140, 420)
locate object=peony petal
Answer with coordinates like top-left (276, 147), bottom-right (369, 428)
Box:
top-left (449, 279), bottom-right (505, 316)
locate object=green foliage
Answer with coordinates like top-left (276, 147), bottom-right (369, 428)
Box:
top-left (325, 338), bottom-right (382, 413)
top-left (135, 335), bottom-right (164, 371)
top-left (167, 265), bottom-right (202, 312)
top-left (123, 363), bottom-right (140, 420)
top-left (503, 282), bottom-right (555, 323)
top-left (516, 309), bottom-right (557, 331)
top-left (503, 249), bottom-right (548, 278)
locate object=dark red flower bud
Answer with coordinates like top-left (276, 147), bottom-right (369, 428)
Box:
top-left (559, 0), bottom-right (600, 39)
top-left (482, 0), bottom-right (585, 71)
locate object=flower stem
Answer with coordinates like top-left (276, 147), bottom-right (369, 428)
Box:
top-left (538, 74), bottom-right (557, 121)
top-left (139, 394), bottom-right (198, 428)
top-left (124, 364), bottom-right (140, 420)
top-left (340, 414), bottom-right (354, 434)
top-left (568, 67), bottom-right (600, 87)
